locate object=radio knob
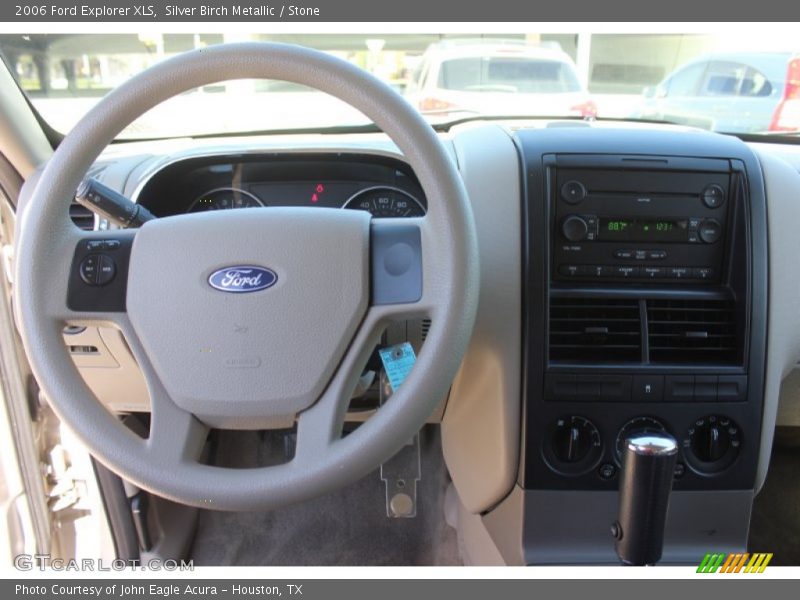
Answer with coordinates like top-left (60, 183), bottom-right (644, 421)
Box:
top-left (562, 215), bottom-right (589, 242)
top-left (698, 218), bottom-right (722, 244)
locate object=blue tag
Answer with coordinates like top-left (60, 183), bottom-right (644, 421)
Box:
top-left (379, 342), bottom-right (417, 392)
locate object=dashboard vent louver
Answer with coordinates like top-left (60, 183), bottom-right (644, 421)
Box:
top-left (647, 299), bottom-right (739, 364)
top-left (70, 164), bottom-right (106, 231)
top-left (549, 297), bottom-right (641, 363)
top-left (69, 203), bottom-right (95, 231)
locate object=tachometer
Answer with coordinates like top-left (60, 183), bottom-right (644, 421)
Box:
top-left (188, 188), bottom-right (264, 212)
top-left (342, 186), bottom-right (425, 218)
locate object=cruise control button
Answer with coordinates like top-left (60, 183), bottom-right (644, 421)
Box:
top-left (97, 255), bottom-right (116, 286)
top-left (105, 239), bottom-right (121, 250)
top-left (79, 254), bottom-right (100, 285)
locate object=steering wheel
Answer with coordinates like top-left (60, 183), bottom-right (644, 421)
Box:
top-left (14, 43), bottom-right (478, 511)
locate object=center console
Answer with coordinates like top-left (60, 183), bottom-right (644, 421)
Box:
top-left (499, 127), bottom-right (768, 564)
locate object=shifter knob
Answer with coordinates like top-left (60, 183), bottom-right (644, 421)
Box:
top-left (612, 432), bottom-right (678, 566)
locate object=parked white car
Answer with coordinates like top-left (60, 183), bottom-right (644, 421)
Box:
top-left (405, 40), bottom-right (597, 119)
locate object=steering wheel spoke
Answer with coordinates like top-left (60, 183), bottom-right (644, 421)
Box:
top-left (50, 227), bottom-right (137, 324)
top-left (113, 315), bottom-right (209, 466)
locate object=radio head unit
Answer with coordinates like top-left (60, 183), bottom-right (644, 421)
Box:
top-left (552, 167), bottom-right (731, 283)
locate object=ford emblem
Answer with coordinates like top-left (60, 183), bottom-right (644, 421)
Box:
top-left (208, 265), bottom-right (278, 293)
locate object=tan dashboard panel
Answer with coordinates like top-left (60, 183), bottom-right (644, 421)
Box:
top-left (66, 326), bottom-right (150, 413)
top-left (443, 124), bottom-right (522, 514)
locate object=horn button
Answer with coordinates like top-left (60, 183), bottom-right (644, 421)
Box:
top-left (126, 208), bottom-right (371, 427)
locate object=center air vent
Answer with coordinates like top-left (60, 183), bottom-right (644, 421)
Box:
top-left (647, 299), bottom-right (740, 365)
top-left (549, 297), bottom-right (641, 363)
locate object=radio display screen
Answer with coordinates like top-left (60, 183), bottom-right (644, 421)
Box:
top-left (599, 217), bottom-right (688, 242)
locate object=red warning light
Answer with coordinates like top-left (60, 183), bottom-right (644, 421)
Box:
top-left (316, 184), bottom-right (325, 194)
top-left (311, 193), bottom-right (318, 203)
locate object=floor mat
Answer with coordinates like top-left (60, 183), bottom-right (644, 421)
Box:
top-left (189, 426), bottom-right (460, 566)
top-left (748, 428), bottom-right (800, 565)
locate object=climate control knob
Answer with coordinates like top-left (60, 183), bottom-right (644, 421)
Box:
top-left (562, 215), bottom-right (590, 242)
top-left (684, 415), bottom-right (741, 474)
top-left (615, 417), bottom-right (667, 463)
top-left (543, 416), bottom-right (602, 475)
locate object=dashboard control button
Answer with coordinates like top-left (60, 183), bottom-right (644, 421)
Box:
top-left (575, 376), bottom-right (602, 400)
top-left (545, 374), bottom-right (576, 400)
top-left (614, 266), bottom-right (639, 278)
top-left (688, 217), bottom-right (702, 231)
top-left (599, 376), bottom-right (632, 402)
top-left (559, 264), bottom-right (586, 277)
top-left (632, 375), bottom-right (664, 402)
top-left (104, 239), bottom-right (121, 250)
top-left (79, 254), bottom-right (100, 285)
top-left (688, 231), bottom-right (700, 243)
top-left (698, 219), bottom-right (722, 244)
top-left (586, 265), bottom-right (613, 278)
top-left (665, 375), bottom-right (695, 401)
top-left (717, 375), bottom-right (747, 402)
top-left (702, 184), bottom-right (726, 209)
top-left (598, 463), bottom-right (617, 480)
top-left (96, 255), bottom-right (116, 286)
top-left (684, 415), bottom-right (741, 474)
top-left (694, 375), bottom-right (718, 402)
top-left (615, 417), bottom-right (666, 463)
top-left (642, 266), bottom-right (666, 279)
top-left (561, 180), bottom-right (587, 204)
top-left (647, 250), bottom-right (667, 260)
top-left (673, 462), bottom-right (686, 479)
top-left (692, 267), bottom-right (715, 280)
top-left (544, 416), bottom-right (603, 476)
top-left (668, 267), bottom-right (691, 279)
top-left (562, 215), bottom-right (589, 242)
top-left (633, 250), bottom-right (648, 260)
top-left (614, 249), bottom-right (634, 259)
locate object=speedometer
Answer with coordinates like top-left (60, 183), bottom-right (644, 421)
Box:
top-left (342, 186), bottom-right (425, 218)
top-left (188, 188), bottom-right (264, 212)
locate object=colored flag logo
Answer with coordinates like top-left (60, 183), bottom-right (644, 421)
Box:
top-left (697, 552), bottom-right (773, 573)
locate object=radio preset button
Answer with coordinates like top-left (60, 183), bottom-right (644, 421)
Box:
top-left (559, 264), bottom-right (586, 277)
top-left (692, 267), bottom-right (715, 280)
top-left (702, 184), bottom-right (725, 209)
top-left (586, 265), bottom-right (614, 278)
top-left (614, 266), bottom-right (639, 278)
top-left (668, 267), bottom-right (691, 279)
top-left (642, 267), bottom-right (666, 278)
top-left (699, 219), bottom-right (722, 244)
top-left (561, 180), bottom-right (587, 204)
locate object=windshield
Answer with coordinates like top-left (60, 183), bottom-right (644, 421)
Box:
top-left (0, 33), bottom-right (798, 138)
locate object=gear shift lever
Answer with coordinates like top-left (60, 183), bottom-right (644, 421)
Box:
top-left (612, 432), bottom-right (678, 566)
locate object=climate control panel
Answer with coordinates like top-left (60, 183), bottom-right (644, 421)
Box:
top-left (542, 411), bottom-right (744, 487)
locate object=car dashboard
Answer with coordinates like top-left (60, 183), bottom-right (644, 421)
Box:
top-left (59, 120), bottom-right (800, 565)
